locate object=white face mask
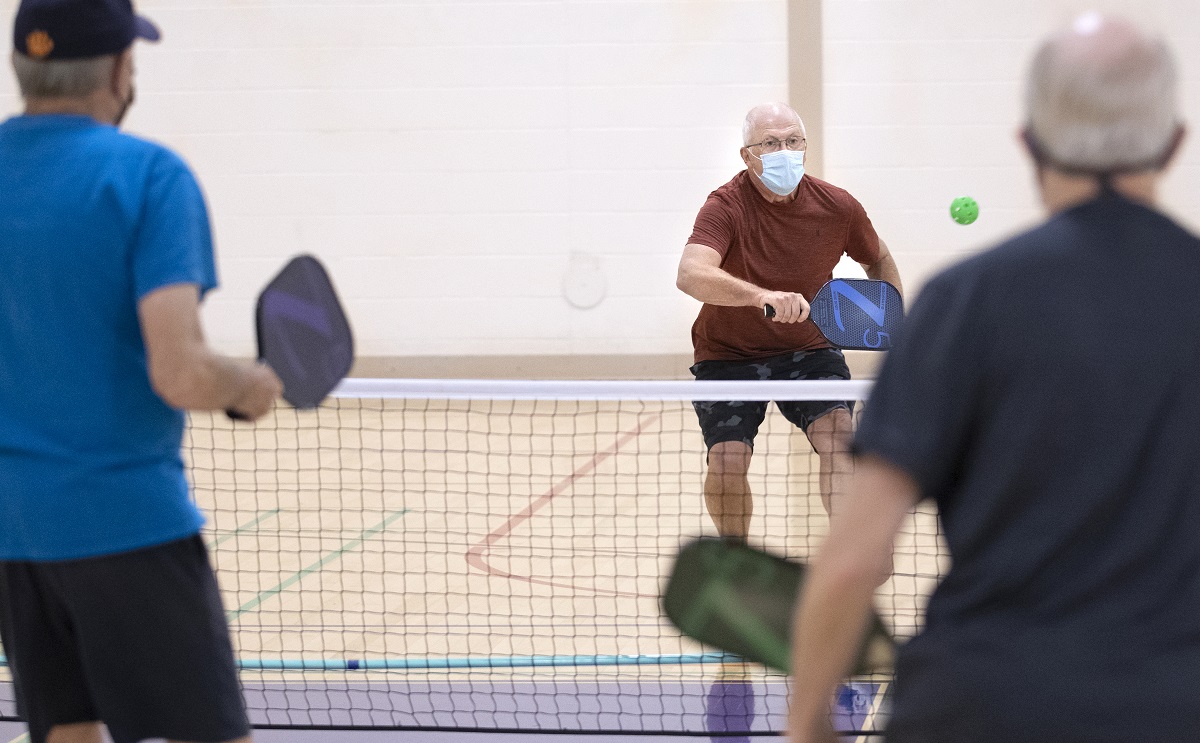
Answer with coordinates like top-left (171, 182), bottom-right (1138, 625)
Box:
top-left (756, 149), bottom-right (806, 195)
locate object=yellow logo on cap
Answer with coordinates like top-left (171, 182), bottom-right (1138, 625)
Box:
top-left (26, 30), bottom-right (54, 59)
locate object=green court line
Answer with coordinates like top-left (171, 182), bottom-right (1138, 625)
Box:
top-left (7, 734), bottom-right (29, 743)
top-left (210, 508), bottom-right (282, 547)
top-left (228, 509), bottom-right (410, 621)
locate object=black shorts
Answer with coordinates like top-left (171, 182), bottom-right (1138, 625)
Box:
top-left (691, 349), bottom-right (855, 450)
top-left (0, 535), bottom-right (250, 743)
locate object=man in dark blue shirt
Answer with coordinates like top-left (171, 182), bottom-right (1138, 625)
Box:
top-left (788, 13), bottom-right (1197, 743)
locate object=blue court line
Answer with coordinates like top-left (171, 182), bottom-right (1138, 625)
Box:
top-left (235, 652), bottom-right (740, 671)
top-left (210, 508), bottom-right (282, 547)
top-left (227, 509), bottom-right (411, 621)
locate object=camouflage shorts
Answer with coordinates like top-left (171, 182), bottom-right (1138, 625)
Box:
top-left (690, 349), bottom-right (854, 451)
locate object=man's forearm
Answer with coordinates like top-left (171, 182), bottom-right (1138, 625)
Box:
top-left (154, 346), bottom-right (263, 412)
top-left (865, 253), bottom-right (904, 296)
top-left (788, 458), bottom-right (919, 743)
top-left (678, 262), bottom-right (765, 307)
top-left (787, 558), bottom-right (878, 742)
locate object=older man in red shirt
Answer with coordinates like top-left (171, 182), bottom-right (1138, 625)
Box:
top-left (677, 102), bottom-right (902, 540)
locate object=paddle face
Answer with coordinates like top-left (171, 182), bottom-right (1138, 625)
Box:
top-left (810, 279), bottom-right (903, 350)
top-left (662, 538), bottom-right (895, 675)
top-left (255, 255), bottom-right (353, 409)
top-left (765, 279), bottom-right (903, 351)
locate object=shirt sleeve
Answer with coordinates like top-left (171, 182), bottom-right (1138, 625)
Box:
top-left (686, 191), bottom-right (738, 258)
top-left (853, 270), bottom-right (987, 501)
top-left (843, 195), bottom-right (882, 265)
top-left (131, 150), bottom-right (218, 301)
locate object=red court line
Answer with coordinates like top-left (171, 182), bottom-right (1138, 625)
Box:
top-left (464, 412), bottom-right (662, 597)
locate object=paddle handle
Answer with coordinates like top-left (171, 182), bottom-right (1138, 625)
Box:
top-left (764, 304), bottom-right (776, 318)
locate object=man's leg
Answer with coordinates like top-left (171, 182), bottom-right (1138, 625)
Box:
top-left (808, 407), bottom-right (892, 583)
top-left (0, 561), bottom-right (104, 743)
top-left (806, 407), bottom-right (854, 517)
top-left (54, 536), bottom-right (251, 743)
top-left (704, 440), bottom-right (754, 539)
top-left (46, 723), bottom-right (104, 743)
top-left (692, 390), bottom-right (768, 541)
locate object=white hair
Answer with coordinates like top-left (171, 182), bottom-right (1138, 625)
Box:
top-left (1025, 15), bottom-right (1179, 173)
top-left (742, 103), bottom-right (806, 146)
top-left (11, 51), bottom-right (115, 99)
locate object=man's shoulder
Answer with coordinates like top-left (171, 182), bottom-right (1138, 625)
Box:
top-left (1, 115), bottom-right (182, 164)
top-left (911, 216), bottom-right (1124, 318)
top-left (704, 170), bottom-right (750, 200)
top-left (963, 204), bottom-right (1191, 276)
top-left (802, 174), bottom-right (852, 197)
top-left (46, 123), bottom-right (194, 186)
top-left (800, 175), bottom-right (862, 207)
top-left (104, 129), bottom-right (193, 174)
top-left (904, 225), bottom-right (1054, 315)
top-left (693, 171), bottom-right (754, 225)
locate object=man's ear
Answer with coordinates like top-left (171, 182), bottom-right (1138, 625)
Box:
top-left (739, 147), bottom-right (751, 168)
top-left (110, 48), bottom-right (133, 95)
top-left (1018, 126), bottom-right (1042, 164)
top-left (1157, 123), bottom-right (1187, 171)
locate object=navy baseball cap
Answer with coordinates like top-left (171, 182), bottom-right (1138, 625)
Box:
top-left (14, 0), bottom-right (159, 60)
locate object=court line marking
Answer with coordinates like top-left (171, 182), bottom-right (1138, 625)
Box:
top-left (6, 733), bottom-right (29, 743)
top-left (227, 508), bottom-right (411, 621)
top-left (233, 652), bottom-right (735, 670)
top-left (464, 412), bottom-right (661, 597)
top-left (211, 508), bottom-right (282, 547)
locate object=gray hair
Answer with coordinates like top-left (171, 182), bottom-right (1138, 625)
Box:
top-left (11, 51), bottom-right (115, 99)
top-left (742, 102), bottom-right (806, 146)
top-left (1025, 13), bottom-right (1179, 173)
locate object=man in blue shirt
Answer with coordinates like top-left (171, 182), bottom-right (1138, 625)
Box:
top-left (0, 1), bottom-right (281, 742)
top-left (787, 13), bottom-right (1198, 743)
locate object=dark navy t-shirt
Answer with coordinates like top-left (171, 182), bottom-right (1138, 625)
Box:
top-left (856, 191), bottom-right (1200, 742)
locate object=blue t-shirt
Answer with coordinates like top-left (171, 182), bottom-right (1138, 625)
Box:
top-left (0, 114), bottom-right (216, 561)
top-left (856, 190), bottom-right (1200, 742)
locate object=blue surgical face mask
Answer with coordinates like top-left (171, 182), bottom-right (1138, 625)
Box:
top-left (756, 149), bottom-right (806, 195)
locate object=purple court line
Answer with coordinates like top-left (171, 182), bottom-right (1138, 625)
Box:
top-left (2, 680), bottom-right (886, 737)
top-left (464, 412), bottom-right (662, 597)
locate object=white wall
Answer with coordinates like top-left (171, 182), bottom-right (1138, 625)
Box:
top-left (1, 1), bottom-right (1196, 359)
top-left (825, 0), bottom-right (1200, 292)
top-left (0, 0), bottom-right (786, 358)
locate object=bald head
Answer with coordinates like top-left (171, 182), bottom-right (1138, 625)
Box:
top-left (743, 103), bottom-right (805, 146)
top-left (1026, 13), bottom-right (1179, 174)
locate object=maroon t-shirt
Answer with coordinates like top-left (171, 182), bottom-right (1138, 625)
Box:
top-left (687, 171), bottom-right (882, 362)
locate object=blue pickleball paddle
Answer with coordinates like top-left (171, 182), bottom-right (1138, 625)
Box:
top-left (765, 279), bottom-right (903, 351)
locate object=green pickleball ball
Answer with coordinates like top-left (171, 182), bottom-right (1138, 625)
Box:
top-left (950, 196), bottom-right (979, 225)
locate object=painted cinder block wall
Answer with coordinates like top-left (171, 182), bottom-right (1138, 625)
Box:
top-left (0, 0), bottom-right (1195, 361)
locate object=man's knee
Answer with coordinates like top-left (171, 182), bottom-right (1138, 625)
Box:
top-left (707, 440), bottom-right (753, 474)
top-left (806, 407), bottom-right (853, 456)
